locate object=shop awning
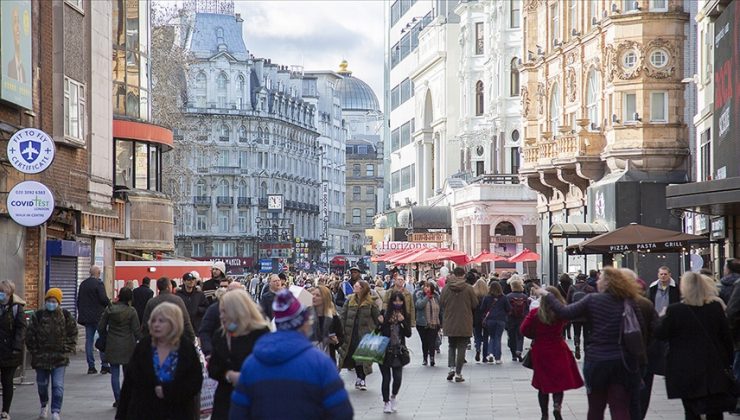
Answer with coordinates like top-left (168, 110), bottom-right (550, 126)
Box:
top-left (549, 223), bottom-right (609, 238)
top-left (666, 177), bottom-right (740, 216)
top-left (566, 223), bottom-right (708, 255)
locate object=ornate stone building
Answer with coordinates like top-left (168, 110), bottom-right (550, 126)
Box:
top-left (519, 0), bottom-right (695, 281)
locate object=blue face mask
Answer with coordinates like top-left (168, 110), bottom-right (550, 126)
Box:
top-left (0, 292), bottom-right (7, 304)
top-left (45, 301), bottom-right (59, 312)
top-left (226, 322), bottom-right (238, 332)
top-left (393, 302), bottom-right (404, 310)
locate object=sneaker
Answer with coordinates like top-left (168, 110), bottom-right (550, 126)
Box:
top-left (422, 358), bottom-right (427, 366)
top-left (354, 379), bottom-right (362, 389)
top-left (51, 413), bottom-right (60, 420)
top-left (87, 367), bottom-right (97, 374)
top-left (475, 351), bottom-right (481, 362)
top-left (390, 395), bottom-right (398, 412)
top-left (495, 359), bottom-right (503, 365)
top-left (112, 401), bottom-right (118, 408)
top-left (1, 412), bottom-right (10, 420)
top-left (430, 356), bottom-right (435, 367)
top-left (446, 370), bottom-right (455, 381)
top-left (454, 374), bottom-right (465, 382)
top-left (487, 355), bottom-right (494, 363)
top-left (383, 401), bottom-right (393, 414)
top-left (39, 406), bottom-right (48, 419)
top-left (100, 366), bottom-right (111, 374)
top-left (359, 380), bottom-right (367, 391)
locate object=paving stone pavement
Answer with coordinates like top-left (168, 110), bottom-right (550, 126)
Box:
top-left (3, 335), bottom-right (688, 419)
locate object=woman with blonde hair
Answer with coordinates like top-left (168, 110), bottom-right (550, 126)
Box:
top-left (117, 302), bottom-right (202, 419)
top-left (472, 278), bottom-right (490, 362)
top-left (532, 267), bottom-right (648, 420)
top-left (521, 286), bottom-right (583, 420)
top-left (655, 271), bottom-right (733, 420)
top-left (207, 290), bottom-right (270, 419)
top-left (310, 285), bottom-right (344, 363)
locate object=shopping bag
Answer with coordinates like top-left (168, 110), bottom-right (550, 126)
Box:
top-left (196, 341), bottom-right (218, 419)
top-left (352, 332), bottom-right (390, 364)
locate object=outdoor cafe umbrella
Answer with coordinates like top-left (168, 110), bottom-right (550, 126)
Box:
top-left (387, 248), bottom-right (430, 264)
top-left (507, 248), bottom-right (540, 263)
top-left (469, 250), bottom-right (507, 265)
top-left (407, 248), bottom-right (470, 265)
top-left (566, 223), bottom-right (708, 255)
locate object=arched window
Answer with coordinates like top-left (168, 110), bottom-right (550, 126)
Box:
top-left (216, 27), bottom-right (224, 38)
top-left (238, 181), bottom-right (249, 198)
top-left (195, 179), bottom-right (207, 197)
top-left (256, 127), bottom-right (263, 144)
top-left (259, 182), bottom-right (268, 198)
top-left (237, 75), bottom-right (246, 109)
top-left (475, 80), bottom-right (484, 116)
top-left (218, 179), bottom-right (229, 197)
top-left (550, 83), bottom-right (561, 133)
top-left (238, 125), bottom-right (248, 142)
top-left (586, 69), bottom-right (600, 130)
top-left (219, 124), bottom-right (230, 142)
top-left (510, 58), bottom-right (520, 96)
top-left (264, 128), bottom-right (270, 145)
top-left (217, 72), bottom-right (228, 108)
top-left (195, 72), bottom-right (207, 107)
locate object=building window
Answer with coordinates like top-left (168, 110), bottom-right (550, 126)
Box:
top-left (218, 210), bottom-right (230, 231)
top-left (238, 125), bottom-right (248, 142)
top-left (550, 3), bottom-right (560, 46)
top-left (623, 93), bottom-right (637, 122)
top-left (352, 208), bottom-right (361, 225)
top-left (366, 186), bottom-right (374, 198)
top-left (510, 59), bottom-right (520, 96)
top-left (195, 212), bottom-right (207, 232)
top-left (115, 140), bottom-right (161, 191)
top-left (213, 241), bottom-right (235, 257)
top-left (64, 77), bottom-right (86, 141)
top-left (699, 129), bottom-right (711, 181)
top-left (238, 211), bottom-right (248, 233)
top-left (217, 149), bottom-right (229, 167)
top-left (217, 72), bottom-right (228, 108)
top-left (352, 164), bottom-right (361, 177)
top-left (650, 91), bottom-right (668, 123)
top-left (510, 0), bottom-right (520, 28)
top-left (475, 22), bottom-right (484, 55)
top-left (589, 0), bottom-right (598, 28)
top-left (586, 70), bottom-right (600, 130)
top-left (218, 179), bottom-right (230, 198)
top-left (195, 72), bottom-right (207, 107)
top-left (353, 186), bottom-right (361, 201)
top-left (550, 83), bottom-right (560, 133)
top-left (365, 208), bottom-right (375, 224)
top-left (650, 0), bottom-right (668, 11)
top-left (568, 0), bottom-right (577, 37)
top-left (66, 0), bottom-right (83, 10)
top-left (237, 75), bottom-right (246, 109)
top-left (219, 124), bottom-right (230, 142)
top-left (366, 164), bottom-right (375, 177)
top-left (475, 81), bottom-right (484, 116)
top-left (191, 242), bottom-right (204, 257)
top-left (510, 147), bottom-right (521, 174)
top-left (624, 0), bottom-right (638, 12)
top-left (649, 50), bottom-right (668, 68)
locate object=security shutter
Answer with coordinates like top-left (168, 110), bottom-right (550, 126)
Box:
top-left (77, 254), bottom-right (91, 291)
top-left (49, 257), bottom-right (78, 319)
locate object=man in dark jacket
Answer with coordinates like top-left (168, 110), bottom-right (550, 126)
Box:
top-left (199, 278), bottom-right (238, 356)
top-left (132, 276), bottom-right (153, 324)
top-left (260, 274), bottom-right (284, 319)
top-left (176, 272), bottom-right (209, 332)
top-left (720, 259), bottom-right (740, 304)
top-left (230, 289), bottom-right (353, 420)
top-left (141, 277), bottom-right (195, 343)
top-left (648, 266), bottom-right (680, 315)
top-left (202, 261), bottom-right (227, 304)
top-left (76, 266), bottom-right (110, 374)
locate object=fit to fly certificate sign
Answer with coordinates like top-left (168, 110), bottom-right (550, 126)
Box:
top-left (7, 181), bottom-right (54, 227)
top-left (6, 128), bottom-right (55, 173)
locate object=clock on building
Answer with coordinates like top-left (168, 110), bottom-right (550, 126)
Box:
top-left (267, 194), bottom-right (284, 212)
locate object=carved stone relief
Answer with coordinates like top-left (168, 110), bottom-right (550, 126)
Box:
top-left (605, 40), bottom-right (644, 82)
top-left (521, 86), bottom-right (531, 117)
top-left (644, 38), bottom-right (677, 80)
top-left (565, 68), bottom-right (577, 103)
top-left (536, 82), bottom-right (545, 116)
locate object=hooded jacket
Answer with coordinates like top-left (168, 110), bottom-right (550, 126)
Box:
top-left (229, 330), bottom-right (353, 420)
top-left (439, 275), bottom-right (479, 337)
top-left (719, 272), bottom-right (740, 304)
top-left (25, 308), bottom-right (77, 370)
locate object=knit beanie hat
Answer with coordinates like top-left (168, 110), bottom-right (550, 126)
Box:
top-left (272, 289), bottom-right (309, 331)
top-left (45, 288), bottom-right (63, 304)
top-left (212, 261), bottom-right (226, 275)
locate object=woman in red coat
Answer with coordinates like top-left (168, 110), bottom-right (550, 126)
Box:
top-left (521, 286), bottom-right (583, 420)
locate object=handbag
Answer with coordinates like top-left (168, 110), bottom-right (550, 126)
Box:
top-left (398, 345), bottom-right (410, 366)
top-left (94, 333), bottom-right (107, 352)
top-left (521, 348), bottom-right (533, 369)
top-left (195, 341), bottom-right (218, 418)
top-left (352, 332), bottom-right (390, 364)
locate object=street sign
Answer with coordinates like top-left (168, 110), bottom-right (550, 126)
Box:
top-left (7, 128), bottom-right (55, 174)
top-left (259, 259), bottom-right (273, 273)
top-left (7, 181), bottom-right (54, 227)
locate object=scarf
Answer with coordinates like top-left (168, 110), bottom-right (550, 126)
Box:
top-left (425, 296), bottom-right (440, 328)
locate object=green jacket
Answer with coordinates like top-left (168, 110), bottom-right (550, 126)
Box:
top-left (25, 308), bottom-right (77, 370)
top-left (338, 293), bottom-right (380, 375)
top-left (98, 303), bottom-right (140, 365)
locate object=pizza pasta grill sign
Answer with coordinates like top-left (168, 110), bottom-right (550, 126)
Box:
top-left (7, 181), bottom-right (54, 227)
top-left (7, 128), bottom-right (55, 174)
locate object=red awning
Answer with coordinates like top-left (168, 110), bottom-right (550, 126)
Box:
top-left (469, 250), bottom-right (507, 264)
top-left (507, 249), bottom-right (540, 263)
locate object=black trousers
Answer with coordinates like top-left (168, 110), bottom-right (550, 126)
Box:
top-left (1, 366), bottom-right (17, 413)
top-left (417, 326), bottom-right (439, 360)
top-left (379, 365), bottom-right (403, 402)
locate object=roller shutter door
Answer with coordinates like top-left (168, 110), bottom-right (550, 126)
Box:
top-left (49, 257), bottom-right (78, 319)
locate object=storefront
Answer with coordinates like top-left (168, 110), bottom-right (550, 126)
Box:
top-left (46, 240), bottom-right (91, 319)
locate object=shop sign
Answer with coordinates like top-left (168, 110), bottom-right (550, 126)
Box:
top-left (7, 180), bottom-right (54, 227)
top-left (374, 241), bottom-right (436, 253)
top-left (409, 232), bottom-right (449, 242)
top-left (711, 217), bottom-right (726, 240)
top-left (7, 128), bottom-right (55, 174)
top-left (490, 235), bottom-right (523, 244)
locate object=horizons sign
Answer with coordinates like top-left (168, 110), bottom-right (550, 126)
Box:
top-left (375, 241), bottom-right (437, 253)
top-left (7, 128), bottom-right (55, 174)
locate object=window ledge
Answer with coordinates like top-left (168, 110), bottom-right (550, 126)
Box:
top-left (58, 136), bottom-right (86, 149)
top-left (64, 1), bottom-right (84, 15)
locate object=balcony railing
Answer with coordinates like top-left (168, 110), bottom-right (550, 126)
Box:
top-left (193, 196), bottom-right (210, 205)
top-left (258, 197), bottom-right (268, 207)
top-left (522, 130), bottom-right (605, 167)
top-left (471, 174), bottom-right (520, 184)
top-left (237, 197), bottom-right (251, 207)
top-left (216, 196), bottom-right (233, 206)
top-left (212, 166), bottom-right (239, 175)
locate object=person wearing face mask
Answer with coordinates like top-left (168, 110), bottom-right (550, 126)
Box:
top-left (378, 292), bottom-right (412, 414)
top-left (0, 280), bottom-right (27, 420)
top-left (198, 278), bottom-right (236, 356)
top-left (230, 289), bottom-right (353, 420)
top-left (207, 290), bottom-right (270, 420)
top-left (25, 288), bottom-right (77, 420)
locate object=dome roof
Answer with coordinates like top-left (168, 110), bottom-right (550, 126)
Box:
top-left (335, 60), bottom-right (380, 112)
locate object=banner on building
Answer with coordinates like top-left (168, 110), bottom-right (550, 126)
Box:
top-left (1, 0), bottom-right (32, 109)
top-left (374, 241), bottom-right (437, 254)
top-left (713, 0), bottom-right (740, 179)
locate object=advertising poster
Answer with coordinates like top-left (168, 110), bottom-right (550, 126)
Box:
top-left (1, 0), bottom-right (32, 109)
top-left (713, 0), bottom-right (740, 179)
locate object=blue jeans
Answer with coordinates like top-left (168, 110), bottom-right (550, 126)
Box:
top-left (474, 325), bottom-right (488, 356)
top-left (85, 324), bottom-right (109, 370)
top-left (110, 364), bottom-right (121, 402)
top-left (36, 367), bottom-right (65, 413)
top-left (486, 321), bottom-right (506, 360)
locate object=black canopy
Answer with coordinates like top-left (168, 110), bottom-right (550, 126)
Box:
top-left (566, 223), bottom-right (708, 255)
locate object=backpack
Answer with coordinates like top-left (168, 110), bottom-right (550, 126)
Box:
top-left (509, 296), bottom-right (527, 319)
top-left (620, 299), bottom-right (645, 361)
top-left (342, 280), bottom-right (353, 297)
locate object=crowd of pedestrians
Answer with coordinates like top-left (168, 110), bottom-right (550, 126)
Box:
top-left (6, 258), bottom-right (740, 419)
